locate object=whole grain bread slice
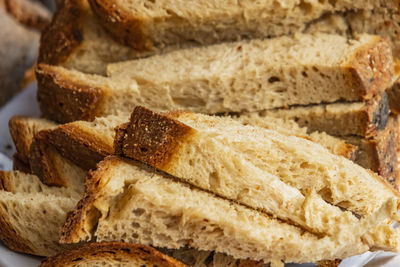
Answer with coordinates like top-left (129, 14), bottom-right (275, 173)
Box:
top-left (36, 33), bottom-right (393, 123)
top-left (116, 107), bottom-right (400, 218)
top-left (39, 242), bottom-right (187, 267)
top-left (60, 156), bottom-right (400, 264)
top-left (258, 93), bottom-right (390, 138)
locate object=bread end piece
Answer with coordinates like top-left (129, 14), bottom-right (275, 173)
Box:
top-left (36, 64), bottom-right (104, 123)
top-left (345, 36), bottom-right (394, 99)
top-left (114, 106), bottom-right (195, 169)
top-left (39, 242), bottom-right (188, 267)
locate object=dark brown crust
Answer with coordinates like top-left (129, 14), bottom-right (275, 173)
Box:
top-left (12, 153), bottom-right (31, 173)
top-left (316, 259), bottom-right (342, 267)
top-left (345, 36), bottom-right (394, 100)
top-left (345, 116), bottom-right (399, 189)
top-left (1, 0), bottom-right (51, 31)
top-left (89, 0), bottom-right (150, 51)
top-left (40, 242), bottom-right (188, 267)
top-left (42, 123), bottom-right (112, 171)
top-left (114, 106), bottom-right (195, 169)
top-left (29, 131), bottom-right (67, 187)
top-left (36, 64), bottom-right (105, 123)
top-left (38, 0), bottom-right (85, 65)
top-left (388, 80), bottom-right (400, 114)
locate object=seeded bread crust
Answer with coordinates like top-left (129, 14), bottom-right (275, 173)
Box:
top-left (39, 242), bottom-right (188, 267)
top-left (36, 64), bottom-right (105, 123)
top-left (38, 0), bottom-right (85, 66)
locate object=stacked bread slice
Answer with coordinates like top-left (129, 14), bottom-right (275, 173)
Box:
top-left (2, 0), bottom-right (400, 266)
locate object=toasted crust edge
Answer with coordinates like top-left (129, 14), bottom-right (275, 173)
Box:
top-left (38, 0), bottom-right (85, 65)
top-left (39, 242), bottom-right (187, 267)
top-left (9, 115), bottom-right (33, 164)
top-left (89, 0), bottom-right (149, 51)
top-left (344, 36), bottom-right (394, 100)
top-left (114, 106), bottom-right (195, 169)
top-left (36, 64), bottom-right (105, 123)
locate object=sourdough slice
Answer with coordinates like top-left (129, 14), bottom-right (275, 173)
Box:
top-left (39, 242), bottom-right (187, 267)
top-left (38, 0), bottom-right (141, 75)
top-left (116, 107), bottom-right (400, 217)
top-left (36, 33), bottom-right (393, 122)
top-left (38, 113), bottom-right (355, 177)
top-left (9, 115), bottom-right (56, 165)
top-left (0, 191), bottom-right (77, 256)
top-left (258, 93), bottom-right (390, 137)
top-left (88, 0), bottom-right (378, 51)
top-left (60, 156), bottom-right (400, 263)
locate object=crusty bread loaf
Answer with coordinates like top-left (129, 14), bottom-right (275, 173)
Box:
top-left (116, 107), bottom-right (400, 217)
top-left (36, 33), bottom-right (393, 123)
top-left (39, 242), bottom-right (188, 267)
top-left (258, 93), bottom-right (390, 138)
top-left (88, 0), bottom-right (378, 51)
top-left (9, 115), bottom-right (56, 165)
top-left (60, 156), bottom-right (400, 264)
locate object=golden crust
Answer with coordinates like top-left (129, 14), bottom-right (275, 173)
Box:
top-left (36, 64), bottom-right (105, 123)
top-left (9, 115), bottom-right (34, 164)
top-left (89, 0), bottom-right (150, 50)
top-left (39, 242), bottom-right (188, 267)
top-left (344, 36), bottom-right (394, 100)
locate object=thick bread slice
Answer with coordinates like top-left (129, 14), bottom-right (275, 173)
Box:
top-left (38, 0), bottom-right (140, 75)
top-left (36, 33), bottom-right (393, 122)
top-left (37, 113), bottom-right (355, 179)
top-left (9, 115), bottom-right (56, 164)
top-left (39, 242), bottom-right (187, 267)
top-left (60, 156), bottom-right (400, 263)
top-left (116, 107), bottom-right (400, 217)
top-left (259, 93), bottom-right (390, 137)
top-left (88, 0), bottom-right (377, 51)
top-left (0, 191), bottom-right (77, 256)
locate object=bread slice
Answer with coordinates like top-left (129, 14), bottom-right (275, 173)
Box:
top-left (343, 116), bottom-right (399, 188)
top-left (115, 107), bottom-right (400, 217)
top-left (9, 115), bottom-right (56, 165)
top-left (88, 0), bottom-right (381, 51)
top-left (60, 156), bottom-right (400, 264)
top-left (36, 112), bottom-right (355, 180)
top-left (36, 33), bottom-right (393, 123)
top-left (39, 242), bottom-right (187, 267)
top-left (258, 93), bottom-right (389, 137)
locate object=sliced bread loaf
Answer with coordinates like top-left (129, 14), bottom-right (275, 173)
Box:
top-left (115, 107), bottom-right (399, 217)
top-left (60, 156), bottom-right (399, 264)
top-left (88, 0), bottom-right (377, 51)
top-left (257, 93), bottom-right (390, 137)
top-left (39, 242), bottom-right (187, 267)
top-left (36, 33), bottom-right (393, 122)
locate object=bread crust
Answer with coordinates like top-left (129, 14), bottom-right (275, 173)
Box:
top-left (36, 64), bottom-right (105, 123)
top-left (114, 106), bottom-right (195, 169)
top-left (9, 115), bottom-right (34, 164)
top-left (89, 0), bottom-right (149, 50)
top-left (42, 124), bottom-right (112, 171)
top-left (344, 36), bottom-right (393, 100)
top-left (39, 242), bottom-right (188, 267)
top-left (388, 80), bottom-right (400, 114)
top-left (0, 0), bottom-right (51, 31)
top-left (38, 0), bottom-right (85, 65)
top-left (12, 153), bottom-right (31, 173)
